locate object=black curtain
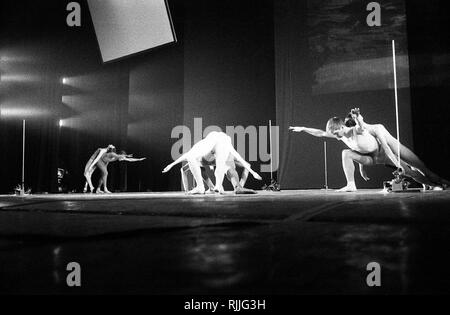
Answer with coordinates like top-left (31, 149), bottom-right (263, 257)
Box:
top-left (274, 0), bottom-right (317, 188)
top-left (0, 40), bottom-right (62, 193)
top-left (0, 0), bottom-right (130, 194)
top-left (406, 0), bottom-right (450, 181)
top-left (274, 0), bottom-right (415, 189)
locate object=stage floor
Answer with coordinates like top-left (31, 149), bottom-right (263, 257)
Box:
top-left (1, 189), bottom-right (450, 294)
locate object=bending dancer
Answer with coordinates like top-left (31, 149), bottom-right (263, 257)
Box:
top-left (189, 151), bottom-right (255, 194)
top-left (85, 147), bottom-right (146, 193)
top-left (83, 144), bottom-right (115, 193)
top-left (290, 109), bottom-right (449, 192)
top-left (163, 131), bottom-right (262, 194)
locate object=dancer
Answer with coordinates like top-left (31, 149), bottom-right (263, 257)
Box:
top-left (290, 108), bottom-right (449, 191)
top-left (84, 147), bottom-right (146, 193)
top-left (83, 144), bottom-right (115, 193)
top-left (163, 131), bottom-right (262, 194)
top-left (182, 151), bottom-right (255, 194)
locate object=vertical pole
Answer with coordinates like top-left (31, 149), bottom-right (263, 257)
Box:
top-left (21, 119), bottom-right (26, 195)
top-left (324, 141), bottom-right (328, 190)
top-left (124, 164), bottom-right (128, 192)
top-left (269, 120), bottom-right (273, 181)
top-left (392, 40), bottom-right (401, 166)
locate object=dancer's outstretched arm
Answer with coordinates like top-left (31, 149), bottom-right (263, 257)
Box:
top-left (120, 156), bottom-right (146, 162)
top-left (289, 126), bottom-right (336, 138)
top-left (162, 153), bottom-right (188, 173)
top-left (227, 146), bottom-right (262, 180)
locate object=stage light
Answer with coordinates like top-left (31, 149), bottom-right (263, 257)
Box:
top-left (1, 74), bottom-right (40, 83)
top-left (62, 77), bottom-right (68, 84)
top-left (0, 107), bottom-right (49, 118)
top-left (59, 119), bottom-right (64, 127)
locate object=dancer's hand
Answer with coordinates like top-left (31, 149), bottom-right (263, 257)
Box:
top-left (359, 166), bottom-right (370, 181)
top-left (351, 108), bottom-right (360, 116)
top-left (289, 126), bottom-right (305, 132)
top-left (351, 108), bottom-right (365, 122)
top-left (162, 165), bottom-right (171, 173)
top-left (250, 170), bottom-right (263, 180)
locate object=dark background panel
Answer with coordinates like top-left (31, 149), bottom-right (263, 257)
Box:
top-left (182, 0), bottom-right (276, 190)
top-left (274, 0), bottom-right (415, 189)
top-left (127, 34), bottom-right (184, 192)
top-left (406, 0), bottom-right (450, 182)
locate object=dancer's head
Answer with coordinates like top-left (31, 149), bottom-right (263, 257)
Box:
top-left (326, 117), bottom-right (345, 138)
top-left (107, 144), bottom-right (116, 153)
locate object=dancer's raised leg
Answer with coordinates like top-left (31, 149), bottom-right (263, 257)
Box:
top-left (379, 125), bottom-right (448, 186)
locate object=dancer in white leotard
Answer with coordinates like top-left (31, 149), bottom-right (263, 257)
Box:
top-left (163, 131), bottom-right (262, 194)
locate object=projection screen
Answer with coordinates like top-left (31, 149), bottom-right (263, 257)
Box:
top-left (87, 0), bottom-right (176, 63)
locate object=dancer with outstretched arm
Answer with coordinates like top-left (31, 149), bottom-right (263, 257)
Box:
top-left (290, 108), bottom-right (449, 191)
top-left (84, 146), bottom-right (146, 193)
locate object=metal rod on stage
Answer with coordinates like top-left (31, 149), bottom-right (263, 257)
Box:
top-left (324, 141), bottom-right (328, 190)
top-left (21, 119), bottom-right (26, 196)
top-left (269, 120), bottom-right (273, 181)
top-left (392, 40), bottom-right (401, 166)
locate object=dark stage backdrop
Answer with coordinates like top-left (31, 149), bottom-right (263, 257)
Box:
top-left (275, 0), bottom-right (414, 189)
top-left (406, 0), bottom-right (450, 182)
top-left (0, 0), bottom-right (130, 193)
top-left (127, 2), bottom-right (184, 192)
top-left (182, 0), bottom-right (276, 190)
top-left (0, 0), bottom-right (275, 193)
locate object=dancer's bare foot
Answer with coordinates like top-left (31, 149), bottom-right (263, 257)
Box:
top-left (336, 182), bottom-right (357, 192)
top-left (96, 190), bottom-right (105, 194)
top-left (424, 184), bottom-right (447, 191)
top-left (213, 185), bottom-right (225, 194)
top-left (235, 187), bottom-right (256, 194)
top-left (104, 190), bottom-right (112, 194)
top-left (188, 186), bottom-right (205, 195)
top-left (84, 186), bottom-right (94, 193)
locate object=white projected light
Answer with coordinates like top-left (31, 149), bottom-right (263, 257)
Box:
top-left (87, 0), bottom-right (176, 63)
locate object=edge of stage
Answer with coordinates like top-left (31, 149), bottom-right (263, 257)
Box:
top-left (1, 189), bottom-right (449, 238)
